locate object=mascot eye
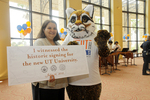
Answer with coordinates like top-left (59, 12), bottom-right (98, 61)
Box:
top-left (82, 18), bottom-right (87, 22)
top-left (82, 15), bottom-right (89, 23)
top-left (70, 16), bottom-right (76, 23)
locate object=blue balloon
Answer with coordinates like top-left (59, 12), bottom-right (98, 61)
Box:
top-left (123, 36), bottom-right (126, 39)
top-left (22, 24), bottom-right (27, 30)
top-left (17, 25), bottom-right (22, 31)
top-left (63, 31), bottom-right (67, 35)
top-left (127, 36), bottom-right (129, 39)
top-left (109, 37), bottom-right (111, 41)
top-left (59, 32), bottom-right (62, 37)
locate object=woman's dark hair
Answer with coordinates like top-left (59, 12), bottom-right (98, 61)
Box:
top-left (36, 20), bottom-right (61, 41)
top-left (108, 40), bottom-right (113, 44)
top-left (114, 41), bottom-right (118, 44)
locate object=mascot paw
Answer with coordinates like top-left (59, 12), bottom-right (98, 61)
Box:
top-left (94, 30), bottom-right (111, 57)
top-left (67, 41), bottom-right (79, 45)
top-left (94, 30), bottom-right (111, 42)
top-left (98, 47), bottom-right (110, 57)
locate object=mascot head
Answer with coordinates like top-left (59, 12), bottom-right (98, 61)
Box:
top-left (66, 5), bottom-right (95, 39)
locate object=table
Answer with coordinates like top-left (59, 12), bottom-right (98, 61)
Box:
top-left (99, 54), bottom-right (114, 75)
top-left (119, 51), bottom-right (133, 66)
top-left (99, 51), bottom-right (133, 74)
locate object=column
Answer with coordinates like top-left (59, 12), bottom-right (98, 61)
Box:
top-left (66, 0), bottom-right (82, 10)
top-left (146, 0), bottom-right (150, 35)
top-left (111, 0), bottom-right (122, 48)
top-left (0, 0), bottom-right (11, 80)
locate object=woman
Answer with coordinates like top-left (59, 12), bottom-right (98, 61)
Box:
top-left (112, 41), bottom-right (121, 64)
top-left (32, 20), bottom-right (68, 100)
top-left (108, 40), bottom-right (113, 52)
top-left (112, 41), bottom-right (121, 51)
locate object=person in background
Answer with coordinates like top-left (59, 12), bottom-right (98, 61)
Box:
top-left (32, 20), bottom-right (68, 100)
top-left (112, 41), bottom-right (121, 51)
top-left (140, 36), bottom-right (150, 75)
top-left (112, 41), bottom-right (121, 64)
top-left (108, 40), bottom-right (113, 52)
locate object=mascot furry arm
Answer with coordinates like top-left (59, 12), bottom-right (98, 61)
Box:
top-left (94, 30), bottom-right (110, 57)
top-left (63, 4), bottom-right (110, 57)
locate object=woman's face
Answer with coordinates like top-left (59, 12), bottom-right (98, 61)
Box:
top-left (109, 43), bottom-right (112, 45)
top-left (44, 22), bottom-right (57, 41)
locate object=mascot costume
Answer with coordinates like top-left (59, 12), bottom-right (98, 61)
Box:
top-left (62, 5), bottom-right (110, 100)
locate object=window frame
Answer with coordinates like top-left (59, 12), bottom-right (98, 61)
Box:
top-left (122, 0), bottom-right (146, 57)
top-left (9, 0), bottom-right (67, 46)
top-left (82, 0), bottom-right (111, 32)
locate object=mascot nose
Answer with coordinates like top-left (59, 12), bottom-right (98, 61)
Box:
top-left (75, 20), bottom-right (82, 26)
top-left (75, 23), bottom-right (81, 26)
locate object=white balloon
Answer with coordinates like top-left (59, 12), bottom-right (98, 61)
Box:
top-left (20, 34), bottom-right (24, 40)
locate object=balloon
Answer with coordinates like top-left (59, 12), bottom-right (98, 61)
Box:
top-left (17, 25), bottom-right (22, 31)
top-left (27, 28), bottom-right (31, 33)
top-left (61, 34), bottom-right (66, 39)
top-left (22, 30), bottom-right (28, 36)
top-left (110, 32), bottom-right (113, 37)
top-left (22, 24), bottom-right (27, 30)
top-left (18, 30), bottom-right (22, 33)
top-left (20, 33), bottom-right (24, 39)
top-left (59, 32), bottom-right (62, 37)
top-left (127, 34), bottom-right (130, 36)
top-left (60, 34), bottom-right (66, 41)
top-left (63, 31), bottom-right (67, 35)
top-left (61, 38), bottom-right (65, 41)
top-left (109, 37), bottom-right (111, 41)
top-left (127, 36), bottom-right (129, 39)
top-left (123, 36), bottom-right (126, 39)
top-left (145, 36), bottom-right (147, 38)
top-left (17, 22), bottom-right (32, 38)
top-left (20, 29), bottom-right (24, 33)
top-left (60, 28), bottom-right (64, 33)
top-left (142, 35), bottom-right (144, 38)
top-left (26, 21), bottom-right (31, 27)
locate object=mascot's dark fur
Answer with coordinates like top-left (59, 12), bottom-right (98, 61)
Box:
top-left (67, 41), bottom-right (79, 45)
top-left (94, 30), bottom-right (110, 57)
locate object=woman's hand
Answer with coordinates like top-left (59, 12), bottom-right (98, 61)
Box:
top-left (48, 75), bottom-right (55, 82)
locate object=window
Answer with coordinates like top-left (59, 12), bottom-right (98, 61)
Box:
top-left (9, 0), bottom-right (66, 46)
top-left (122, 0), bottom-right (145, 57)
top-left (82, 0), bottom-right (111, 32)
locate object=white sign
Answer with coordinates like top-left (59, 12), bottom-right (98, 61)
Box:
top-left (7, 45), bottom-right (89, 86)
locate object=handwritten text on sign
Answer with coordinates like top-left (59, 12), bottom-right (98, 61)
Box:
top-left (7, 45), bottom-right (89, 86)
